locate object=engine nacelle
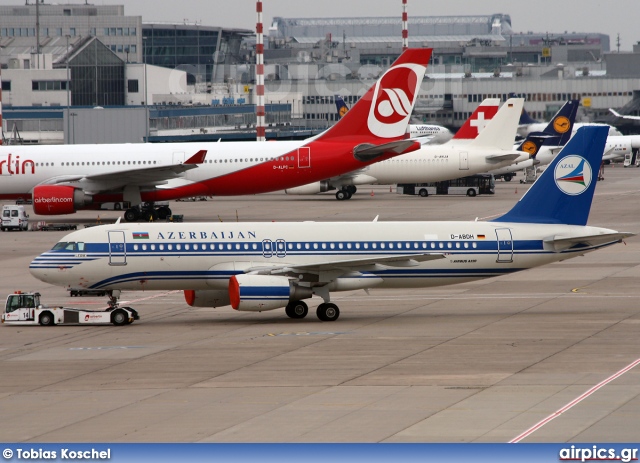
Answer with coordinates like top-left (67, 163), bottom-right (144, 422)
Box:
top-left (32, 185), bottom-right (92, 215)
top-left (285, 181), bottom-right (332, 195)
top-left (228, 274), bottom-right (312, 312)
top-left (184, 289), bottom-right (230, 308)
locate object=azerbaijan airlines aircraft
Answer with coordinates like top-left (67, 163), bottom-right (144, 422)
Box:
top-left (0, 49), bottom-right (432, 221)
top-left (285, 98), bottom-right (524, 200)
top-left (29, 127), bottom-right (631, 322)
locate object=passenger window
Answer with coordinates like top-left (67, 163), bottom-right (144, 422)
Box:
top-left (77, 242), bottom-right (85, 251)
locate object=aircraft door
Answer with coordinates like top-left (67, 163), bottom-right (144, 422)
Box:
top-left (459, 152), bottom-right (469, 170)
top-left (495, 228), bottom-right (513, 263)
top-left (298, 147), bottom-right (311, 168)
top-left (108, 231), bottom-right (127, 266)
top-left (172, 152), bottom-right (186, 164)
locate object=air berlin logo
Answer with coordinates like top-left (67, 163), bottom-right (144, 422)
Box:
top-left (367, 64), bottom-right (423, 138)
top-left (554, 155), bottom-right (592, 195)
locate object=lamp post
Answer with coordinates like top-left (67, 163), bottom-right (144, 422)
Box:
top-left (143, 36), bottom-right (148, 143)
top-left (65, 35), bottom-right (70, 144)
top-left (69, 112), bottom-right (77, 144)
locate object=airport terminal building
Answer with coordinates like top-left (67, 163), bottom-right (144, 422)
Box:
top-left (2, 5), bottom-right (640, 144)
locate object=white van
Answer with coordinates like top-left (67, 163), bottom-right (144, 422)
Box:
top-left (1, 205), bottom-right (29, 231)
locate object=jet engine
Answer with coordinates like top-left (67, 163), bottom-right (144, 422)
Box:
top-left (32, 185), bottom-right (92, 215)
top-left (183, 289), bottom-right (230, 308)
top-left (285, 181), bottom-right (332, 195)
top-left (228, 274), bottom-right (313, 311)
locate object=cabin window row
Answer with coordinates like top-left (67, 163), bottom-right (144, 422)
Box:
top-left (129, 241), bottom-right (480, 252)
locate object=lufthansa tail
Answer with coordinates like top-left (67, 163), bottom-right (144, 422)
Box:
top-left (493, 126), bottom-right (608, 226)
top-left (532, 99), bottom-right (580, 146)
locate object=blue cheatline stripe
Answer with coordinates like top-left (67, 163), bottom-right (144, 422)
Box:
top-left (240, 286), bottom-right (290, 298)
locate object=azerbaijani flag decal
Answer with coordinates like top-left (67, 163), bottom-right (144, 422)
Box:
top-left (133, 232), bottom-right (149, 240)
top-left (554, 155), bottom-right (592, 196)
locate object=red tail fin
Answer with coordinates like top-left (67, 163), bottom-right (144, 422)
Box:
top-left (317, 48), bottom-right (432, 142)
top-left (453, 98), bottom-right (500, 140)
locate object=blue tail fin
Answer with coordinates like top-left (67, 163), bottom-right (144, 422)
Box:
top-left (531, 99), bottom-right (580, 145)
top-left (493, 126), bottom-right (608, 225)
top-left (335, 95), bottom-right (349, 120)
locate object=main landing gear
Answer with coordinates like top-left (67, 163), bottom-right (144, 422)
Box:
top-left (335, 185), bottom-right (357, 201)
top-left (284, 300), bottom-right (340, 322)
top-left (124, 203), bottom-right (172, 222)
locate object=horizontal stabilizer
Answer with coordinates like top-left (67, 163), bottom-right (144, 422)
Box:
top-left (543, 232), bottom-right (635, 252)
top-left (353, 140), bottom-right (420, 162)
top-left (485, 153), bottom-right (522, 163)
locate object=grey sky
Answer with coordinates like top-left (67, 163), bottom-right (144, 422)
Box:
top-left (8, 0), bottom-right (640, 51)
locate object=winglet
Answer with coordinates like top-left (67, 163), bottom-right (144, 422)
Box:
top-left (184, 150), bottom-right (207, 164)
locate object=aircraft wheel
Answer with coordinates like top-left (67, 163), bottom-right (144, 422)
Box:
top-left (335, 190), bottom-right (348, 201)
top-left (418, 188), bottom-right (429, 197)
top-left (316, 303), bottom-right (340, 322)
top-left (124, 208), bottom-right (139, 222)
top-left (157, 206), bottom-right (171, 220)
top-left (285, 301), bottom-right (309, 319)
top-left (467, 189), bottom-right (477, 197)
top-left (114, 202), bottom-right (122, 210)
top-left (111, 309), bottom-right (129, 326)
top-left (347, 185), bottom-right (357, 195)
top-left (503, 174), bottom-right (513, 182)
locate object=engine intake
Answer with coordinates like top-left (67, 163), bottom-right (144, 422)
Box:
top-left (32, 185), bottom-right (93, 215)
top-left (229, 274), bottom-right (312, 312)
top-left (285, 181), bottom-right (332, 195)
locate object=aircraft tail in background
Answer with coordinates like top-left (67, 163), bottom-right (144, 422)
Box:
top-left (452, 98), bottom-right (500, 140)
top-left (317, 48), bottom-right (432, 142)
top-left (493, 126), bottom-right (608, 226)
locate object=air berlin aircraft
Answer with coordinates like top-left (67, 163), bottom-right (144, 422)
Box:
top-left (0, 49), bottom-right (432, 221)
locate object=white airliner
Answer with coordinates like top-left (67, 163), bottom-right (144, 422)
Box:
top-left (285, 98), bottom-right (525, 200)
top-left (0, 49), bottom-right (432, 221)
top-left (29, 127), bottom-right (630, 322)
top-left (609, 108), bottom-right (640, 121)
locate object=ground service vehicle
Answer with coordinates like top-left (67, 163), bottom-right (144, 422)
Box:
top-left (397, 174), bottom-right (495, 197)
top-left (2, 291), bottom-right (138, 326)
top-left (1, 205), bottom-right (29, 231)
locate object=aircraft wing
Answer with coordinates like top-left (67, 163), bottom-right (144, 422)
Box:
top-left (245, 253), bottom-right (445, 278)
top-left (609, 109), bottom-right (640, 121)
top-left (485, 153), bottom-right (523, 163)
top-left (543, 232), bottom-right (635, 252)
top-left (353, 140), bottom-right (421, 161)
top-left (37, 150), bottom-right (207, 188)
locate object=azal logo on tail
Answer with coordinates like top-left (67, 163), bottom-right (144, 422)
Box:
top-left (554, 155), bottom-right (592, 195)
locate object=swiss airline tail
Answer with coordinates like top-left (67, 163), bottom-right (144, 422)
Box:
top-left (317, 48), bottom-right (432, 142)
top-left (469, 98), bottom-right (524, 150)
top-left (452, 98), bottom-right (500, 140)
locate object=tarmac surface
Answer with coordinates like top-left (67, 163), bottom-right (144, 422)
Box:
top-left (1, 166), bottom-right (640, 443)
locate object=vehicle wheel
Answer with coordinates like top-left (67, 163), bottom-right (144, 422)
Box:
top-left (0, 227), bottom-right (4, 232)
top-left (316, 303), bottom-right (340, 322)
top-left (336, 190), bottom-right (347, 201)
top-left (467, 189), bottom-right (477, 197)
top-left (114, 202), bottom-right (122, 210)
top-left (285, 301), bottom-right (309, 319)
top-left (347, 185), bottom-right (357, 195)
top-left (418, 188), bottom-right (429, 197)
top-left (503, 174), bottom-right (513, 182)
top-left (124, 208), bottom-right (139, 222)
top-left (39, 311), bottom-right (55, 326)
top-left (111, 309), bottom-right (128, 326)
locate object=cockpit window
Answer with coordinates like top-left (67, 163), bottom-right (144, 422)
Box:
top-left (51, 242), bottom-right (84, 251)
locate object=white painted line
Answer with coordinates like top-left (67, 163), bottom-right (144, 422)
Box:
top-left (510, 357), bottom-right (640, 443)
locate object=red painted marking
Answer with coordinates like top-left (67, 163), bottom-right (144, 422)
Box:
top-left (510, 358), bottom-right (640, 443)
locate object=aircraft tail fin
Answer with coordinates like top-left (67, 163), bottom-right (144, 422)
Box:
top-left (452, 98), bottom-right (500, 140)
top-left (509, 92), bottom-right (539, 125)
top-left (469, 98), bottom-right (524, 150)
top-left (335, 95), bottom-right (349, 120)
top-left (316, 48), bottom-right (432, 142)
top-left (493, 126), bottom-right (608, 225)
top-left (531, 99), bottom-right (579, 146)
